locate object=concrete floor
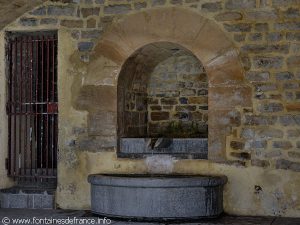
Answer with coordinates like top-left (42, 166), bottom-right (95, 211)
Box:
top-left (0, 209), bottom-right (299, 225)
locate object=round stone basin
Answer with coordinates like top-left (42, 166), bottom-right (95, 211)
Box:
top-left (88, 174), bottom-right (227, 220)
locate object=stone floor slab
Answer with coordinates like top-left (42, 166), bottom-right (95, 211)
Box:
top-left (0, 209), bottom-right (299, 225)
top-left (272, 217), bottom-right (300, 225)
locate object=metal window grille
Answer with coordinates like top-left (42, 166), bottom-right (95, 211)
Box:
top-left (6, 31), bottom-right (58, 182)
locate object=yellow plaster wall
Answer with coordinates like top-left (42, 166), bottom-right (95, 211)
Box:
top-left (54, 30), bottom-right (300, 217)
top-left (0, 31), bottom-right (15, 189)
top-left (57, 151), bottom-right (300, 217)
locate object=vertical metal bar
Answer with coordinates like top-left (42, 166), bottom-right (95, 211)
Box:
top-left (7, 41), bottom-right (13, 176)
top-left (35, 36), bottom-right (39, 178)
top-left (40, 35), bottom-right (44, 176)
top-left (55, 112), bottom-right (58, 175)
top-left (30, 36), bottom-right (33, 178)
top-left (54, 36), bottom-right (58, 178)
top-left (51, 37), bottom-right (55, 175)
top-left (46, 37), bottom-right (50, 176)
top-left (24, 36), bottom-right (28, 179)
top-left (55, 37), bottom-right (58, 176)
top-left (19, 36), bottom-right (23, 179)
top-left (14, 37), bottom-right (17, 178)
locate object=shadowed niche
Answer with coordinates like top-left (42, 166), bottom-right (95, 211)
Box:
top-left (117, 42), bottom-right (208, 158)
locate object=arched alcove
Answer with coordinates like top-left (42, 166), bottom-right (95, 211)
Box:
top-left (93, 7), bottom-right (252, 161)
top-left (117, 42), bottom-right (208, 158)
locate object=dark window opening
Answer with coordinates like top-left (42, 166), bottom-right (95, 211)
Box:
top-left (6, 31), bottom-right (58, 184)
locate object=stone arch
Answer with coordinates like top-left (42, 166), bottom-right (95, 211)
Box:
top-left (93, 7), bottom-right (252, 162)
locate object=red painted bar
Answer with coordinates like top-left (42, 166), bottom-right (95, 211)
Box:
top-left (19, 36), bottom-right (23, 179)
top-left (30, 36), bottom-right (33, 178)
top-left (46, 37), bottom-right (50, 176)
top-left (7, 42), bottom-right (13, 177)
top-left (51, 37), bottom-right (55, 175)
top-left (24, 36), bottom-right (28, 177)
top-left (41, 35), bottom-right (44, 174)
top-left (13, 38), bottom-right (17, 179)
top-left (35, 35), bottom-right (39, 178)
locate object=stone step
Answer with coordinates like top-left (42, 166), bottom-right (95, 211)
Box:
top-left (0, 187), bottom-right (55, 209)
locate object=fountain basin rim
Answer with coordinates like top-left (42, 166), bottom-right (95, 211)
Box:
top-left (88, 174), bottom-right (227, 187)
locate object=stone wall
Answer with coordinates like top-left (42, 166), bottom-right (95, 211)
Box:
top-left (148, 54), bottom-right (208, 137)
top-left (118, 43), bottom-right (208, 139)
top-left (0, 0), bottom-right (299, 217)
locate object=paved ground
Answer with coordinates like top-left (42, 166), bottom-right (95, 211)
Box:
top-left (0, 209), bottom-right (299, 225)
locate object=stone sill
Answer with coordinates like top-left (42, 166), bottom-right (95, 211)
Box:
top-left (118, 138), bottom-right (208, 159)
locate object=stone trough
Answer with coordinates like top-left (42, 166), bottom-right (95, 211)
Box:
top-left (88, 174), bottom-right (227, 221)
top-left (119, 138), bottom-right (208, 158)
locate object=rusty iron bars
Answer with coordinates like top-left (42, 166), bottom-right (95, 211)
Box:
top-left (6, 32), bottom-right (58, 182)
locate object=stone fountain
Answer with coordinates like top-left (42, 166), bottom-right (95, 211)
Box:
top-left (88, 42), bottom-right (228, 221)
top-left (88, 174), bottom-right (227, 220)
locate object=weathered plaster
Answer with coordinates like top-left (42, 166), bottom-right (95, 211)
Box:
top-left (0, 31), bottom-right (15, 189)
top-left (57, 151), bottom-right (300, 217)
top-left (0, 0), bottom-right (44, 31)
top-left (0, 0), bottom-right (299, 218)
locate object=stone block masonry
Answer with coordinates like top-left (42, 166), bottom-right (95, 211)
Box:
top-left (9, 0), bottom-right (300, 171)
top-left (147, 55), bottom-right (208, 137)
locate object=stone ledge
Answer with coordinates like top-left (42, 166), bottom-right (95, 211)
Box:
top-left (119, 138), bottom-right (208, 159)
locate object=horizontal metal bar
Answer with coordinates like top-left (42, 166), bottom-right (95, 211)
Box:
top-left (8, 175), bottom-right (57, 178)
top-left (8, 113), bottom-right (58, 115)
top-left (7, 102), bottom-right (58, 105)
top-left (11, 39), bottom-right (58, 43)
